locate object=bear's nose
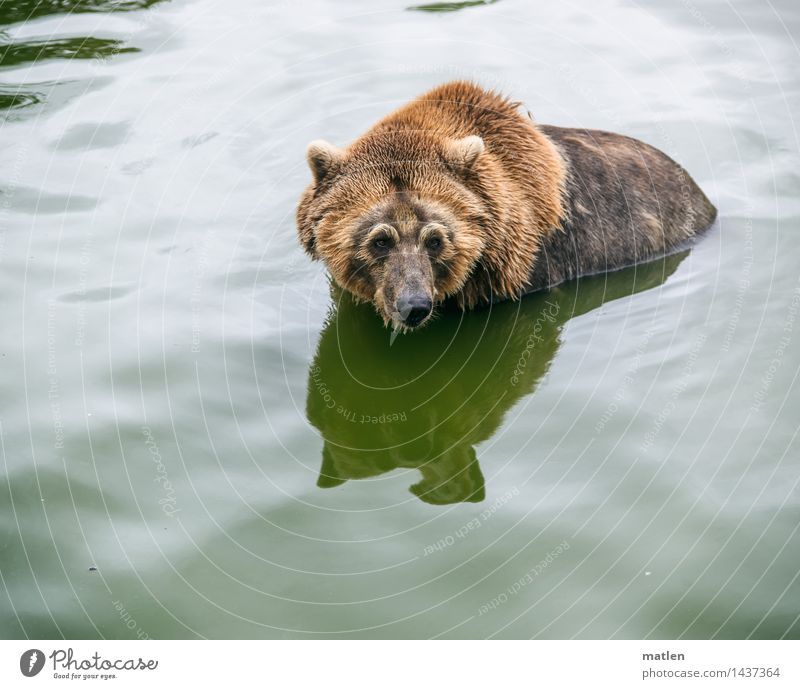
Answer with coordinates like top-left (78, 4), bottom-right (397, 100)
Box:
top-left (397, 294), bottom-right (432, 327)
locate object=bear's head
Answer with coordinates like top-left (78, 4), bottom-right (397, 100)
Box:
top-left (296, 130), bottom-right (489, 330)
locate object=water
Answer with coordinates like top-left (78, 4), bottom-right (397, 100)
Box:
top-left (1, 0), bottom-right (798, 639)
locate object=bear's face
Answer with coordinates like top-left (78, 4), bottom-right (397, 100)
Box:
top-left (297, 133), bottom-right (488, 330)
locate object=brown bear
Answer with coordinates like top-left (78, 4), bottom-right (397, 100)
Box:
top-left (296, 81), bottom-right (716, 330)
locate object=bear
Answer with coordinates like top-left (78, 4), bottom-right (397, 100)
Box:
top-left (296, 81), bottom-right (716, 330)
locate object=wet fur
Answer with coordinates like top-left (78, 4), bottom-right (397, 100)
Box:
top-left (296, 81), bottom-right (716, 324)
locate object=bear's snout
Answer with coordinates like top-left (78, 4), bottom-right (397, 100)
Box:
top-left (395, 292), bottom-right (433, 328)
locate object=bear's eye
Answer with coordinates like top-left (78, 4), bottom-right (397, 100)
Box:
top-left (372, 237), bottom-right (391, 251)
top-left (425, 236), bottom-right (442, 251)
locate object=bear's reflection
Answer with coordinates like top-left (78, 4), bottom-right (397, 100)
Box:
top-left (306, 252), bottom-right (687, 505)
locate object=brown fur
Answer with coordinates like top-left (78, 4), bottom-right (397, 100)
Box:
top-left (296, 81), bottom-right (716, 328)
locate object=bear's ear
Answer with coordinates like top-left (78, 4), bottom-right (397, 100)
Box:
top-left (306, 139), bottom-right (345, 184)
top-left (445, 135), bottom-right (484, 173)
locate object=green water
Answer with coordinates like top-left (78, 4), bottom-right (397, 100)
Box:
top-left (1, 0), bottom-right (798, 639)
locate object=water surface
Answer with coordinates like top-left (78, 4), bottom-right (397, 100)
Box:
top-left (1, 0), bottom-right (799, 639)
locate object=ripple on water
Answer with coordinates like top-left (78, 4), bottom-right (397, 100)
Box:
top-left (0, 0), bottom-right (166, 27)
top-left (0, 0), bottom-right (170, 119)
top-left (57, 282), bottom-right (139, 303)
top-left (0, 76), bottom-right (114, 119)
top-left (0, 86), bottom-right (42, 111)
top-left (49, 120), bottom-right (131, 151)
top-left (407, 0), bottom-right (500, 12)
top-left (0, 37), bottom-right (139, 69)
top-left (2, 186), bottom-right (98, 214)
